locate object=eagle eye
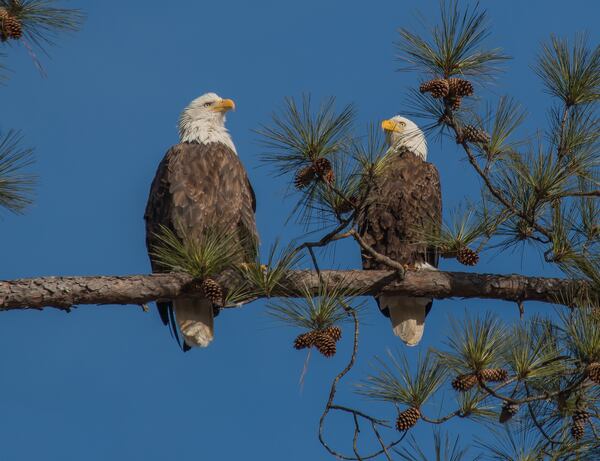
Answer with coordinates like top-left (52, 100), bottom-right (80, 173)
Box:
top-left (203, 101), bottom-right (213, 107)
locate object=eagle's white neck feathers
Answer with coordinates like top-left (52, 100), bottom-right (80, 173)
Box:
top-left (178, 92), bottom-right (237, 154)
top-left (387, 116), bottom-right (427, 160)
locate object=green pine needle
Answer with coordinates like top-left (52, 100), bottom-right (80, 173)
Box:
top-left (396, 0), bottom-right (509, 79)
top-left (357, 350), bottom-right (447, 408)
top-left (0, 130), bottom-right (35, 214)
top-left (266, 279), bottom-right (359, 330)
top-left (237, 240), bottom-right (303, 297)
top-left (395, 430), bottom-right (479, 461)
top-left (1, 0), bottom-right (84, 51)
top-left (561, 307), bottom-right (600, 364)
top-left (535, 34), bottom-right (600, 107)
top-left (149, 224), bottom-right (246, 279)
top-left (502, 317), bottom-right (566, 381)
top-left (421, 206), bottom-right (490, 256)
top-left (456, 390), bottom-right (496, 422)
top-left (437, 312), bottom-right (506, 374)
top-left (257, 94), bottom-right (355, 176)
top-left (470, 96), bottom-right (527, 162)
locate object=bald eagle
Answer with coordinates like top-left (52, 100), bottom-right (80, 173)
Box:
top-left (359, 116), bottom-right (441, 345)
top-left (145, 92), bottom-right (258, 350)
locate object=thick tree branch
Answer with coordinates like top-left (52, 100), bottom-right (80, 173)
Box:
top-left (0, 269), bottom-right (591, 311)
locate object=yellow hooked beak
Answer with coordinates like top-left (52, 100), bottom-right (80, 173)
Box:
top-left (213, 98), bottom-right (236, 112)
top-left (381, 119), bottom-right (403, 133)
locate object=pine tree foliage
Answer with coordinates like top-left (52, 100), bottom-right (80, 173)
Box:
top-left (255, 1), bottom-right (599, 457)
top-left (395, 0), bottom-right (508, 79)
top-left (0, 0), bottom-right (83, 51)
top-left (266, 280), bottom-right (359, 331)
top-left (0, 129), bottom-right (34, 213)
top-left (150, 224), bottom-right (248, 279)
top-left (395, 430), bottom-right (479, 461)
top-left (357, 350), bottom-right (447, 410)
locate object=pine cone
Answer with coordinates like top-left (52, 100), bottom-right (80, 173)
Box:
top-left (201, 278), bottom-right (223, 306)
top-left (446, 96), bottom-right (462, 111)
top-left (323, 325), bottom-right (342, 342)
top-left (499, 402), bottom-right (519, 423)
top-left (457, 247), bottom-right (479, 266)
top-left (293, 331), bottom-right (317, 350)
top-left (324, 168), bottom-right (335, 185)
top-left (452, 373), bottom-right (478, 392)
top-left (479, 368), bottom-right (509, 382)
top-left (571, 411), bottom-right (589, 440)
top-left (447, 78), bottom-right (474, 97)
top-left (396, 407), bottom-right (421, 431)
top-left (294, 166), bottom-right (316, 190)
top-left (313, 157), bottom-right (333, 177)
top-left (461, 125), bottom-right (491, 144)
top-left (573, 409), bottom-right (590, 422)
top-left (419, 79), bottom-right (450, 98)
top-left (586, 362), bottom-right (600, 384)
top-left (315, 332), bottom-right (336, 357)
top-left (0, 9), bottom-right (22, 41)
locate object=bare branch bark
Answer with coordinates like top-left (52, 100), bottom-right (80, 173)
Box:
top-left (0, 269), bottom-right (590, 311)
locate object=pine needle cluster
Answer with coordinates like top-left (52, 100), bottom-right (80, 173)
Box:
top-left (149, 224), bottom-right (247, 279)
top-left (266, 280), bottom-right (358, 331)
top-left (0, 130), bottom-right (35, 213)
top-left (0, 0), bottom-right (83, 50)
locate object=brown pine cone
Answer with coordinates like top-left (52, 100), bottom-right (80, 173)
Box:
top-left (313, 157), bottom-right (333, 177)
top-left (446, 96), bottom-right (462, 111)
top-left (294, 166), bottom-right (316, 190)
top-left (323, 325), bottom-right (342, 342)
top-left (457, 247), bottom-right (479, 266)
top-left (447, 78), bottom-right (474, 97)
top-left (571, 411), bottom-right (589, 440)
top-left (587, 362), bottom-right (600, 384)
top-left (324, 168), bottom-right (335, 185)
top-left (396, 407), bottom-right (421, 431)
top-left (293, 331), bottom-right (317, 350)
top-left (0, 9), bottom-right (22, 41)
top-left (452, 373), bottom-right (478, 392)
top-left (479, 368), bottom-right (509, 382)
top-left (461, 125), bottom-right (491, 144)
top-left (419, 79), bottom-right (450, 98)
top-left (499, 402), bottom-right (519, 423)
top-left (315, 332), bottom-right (336, 357)
top-left (201, 278), bottom-right (223, 306)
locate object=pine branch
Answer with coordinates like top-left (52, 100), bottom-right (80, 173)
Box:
top-left (0, 269), bottom-right (592, 311)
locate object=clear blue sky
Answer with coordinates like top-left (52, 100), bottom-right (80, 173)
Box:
top-left (0, 1), bottom-right (598, 459)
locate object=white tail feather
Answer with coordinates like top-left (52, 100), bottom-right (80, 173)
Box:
top-left (175, 299), bottom-right (214, 348)
top-left (380, 295), bottom-right (430, 346)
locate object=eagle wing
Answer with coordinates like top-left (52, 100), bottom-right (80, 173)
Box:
top-left (144, 142), bottom-right (258, 338)
top-left (359, 151), bottom-right (441, 270)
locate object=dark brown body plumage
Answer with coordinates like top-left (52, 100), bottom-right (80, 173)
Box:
top-left (359, 150), bottom-right (442, 328)
top-left (144, 142), bottom-right (257, 345)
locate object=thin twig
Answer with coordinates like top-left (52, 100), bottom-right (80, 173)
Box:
top-left (371, 422), bottom-right (393, 461)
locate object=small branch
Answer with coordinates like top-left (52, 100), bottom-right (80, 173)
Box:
top-left (420, 410), bottom-right (461, 424)
top-left (319, 307), bottom-right (361, 459)
top-left (349, 230), bottom-right (406, 275)
top-left (371, 422), bottom-right (393, 461)
top-left (445, 116), bottom-right (554, 240)
top-left (555, 190), bottom-right (600, 198)
top-left (0, 269), bottom-right (591, 311)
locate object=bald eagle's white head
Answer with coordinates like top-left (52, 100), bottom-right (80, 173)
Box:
top-left (178, 92), bottom-right (237, 153)
top-left (381, 115), bottom-right (427, 160)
